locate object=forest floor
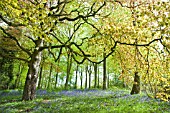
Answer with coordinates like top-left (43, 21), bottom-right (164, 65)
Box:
top-left (0, 88), bottom-right (169, 113)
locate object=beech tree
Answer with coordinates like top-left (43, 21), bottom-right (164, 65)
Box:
top-left (85, 0), bottom-right (169, 100)
top-left (105, 0), bottom-right (169, 100)
top-left (0, 0), bottom-right (107, 100)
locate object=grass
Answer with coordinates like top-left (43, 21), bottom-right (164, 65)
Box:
top-left (0, 89), bottom-right (169, 113)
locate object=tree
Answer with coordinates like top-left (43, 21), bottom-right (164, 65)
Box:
top-left (47, 63), bottom-right (53, 89)
top-left (85, 0), bottom-right (169, 100)
top-left (37, 62), bottom-right (43, 89)
top-left (103, 48), bottom-right (107, 90)
top-left (131, 72), bottom-right (140, 94)
top-left (80, 66), bottom-right (83, 89)
top-left (0, 0), bottom-right (107, 100)
top-left (65, 49), bottom-right (73, 89)
top-left (85, 65), bottom-right (88, 89)
top-left (88, 63), bottom-right (92, 89)
top-left (93, 63), bottom-right (98, 88)
top-left (105, 0), bottom-right (169, 100)
top-left (74, 64), bottom-right (79, 89)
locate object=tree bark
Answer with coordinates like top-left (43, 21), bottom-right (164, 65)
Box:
top-left (38, 64), bottom-right (43, 89)
top-left (55, 73), bottom-right (58, 88)
top-left (65, 52), bottom-right (72, 89)
top-left (130, 72), bottom-right (140, 95)
top-left (94, 63), bottom-right (97, 88)
top-left (85, 66), bottom-right (88, 89)
top-left (15, 63), bottom-right (22, 89)
top-left (98, 66), bottom-right (100, 88)
top-left (22, 39), bottom-right (43, 101)
top-left (55, 61), bottom-right (59, 88)
top-left (80, 67), bottom-right (83, 89)
top-left (47, 63), bottom-right (53, 89)
top-left (74, 64), bottom-right (79, 89)
top-left (107, 71), bottom-right (109, 89)
top-left (88, 64), bottom-right (92, 89)
top-left (103, 51), bottom-right (107, 90)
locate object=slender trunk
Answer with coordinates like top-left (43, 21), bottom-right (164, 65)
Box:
top-left (131, 72), bottom-right (140, 95)
top-left (85, 66), bottom-right (88, 89)
top-left (47, 63), bottom-right (53, 89)
top-left (80, 68), bottom-right (83, 89)
top-left (103, 51), bottom-right (107, 90)
top-left (107, 71), bottom-right (109, 89)
top-left (22, 39), bottom-right (43, 101)
top-left (15, 63), bottom-right (22, 88)
top-left (98, 65), bottom-right (100, 88)
top-left (69, 78), bottom-right (72, 89)
top-left (38, 64), bottom-right (43, 89)
top-left (65, 54), bottom-right (70, 89)
top-left (18, 65), bottom-right (25, 88)
top-left (94, 63), bottom-right (97, 88)
top-left (88, 65), bottom-right (92, 89)
top-left (89, 73), bottom-right (91, 89)
top-left (55, 62), bottom-right (59, 88)
top-left (15, 74), bottom-right (19, 89)
top-left (7, 60), bottom-right (14, 89)
top-left (45, 76), bottom-right (48, 89)
top-left (41, 71), bottom-right (45, 89)
top-left (65, 52), bottom-right (72, 89)
top-left (74, 64), bottom-right (78, 89)
top-left (55, 73), bottom-right (58, 88)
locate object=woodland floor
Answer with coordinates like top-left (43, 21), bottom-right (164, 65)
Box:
top-left (0, 88), bottom-right (170, 113)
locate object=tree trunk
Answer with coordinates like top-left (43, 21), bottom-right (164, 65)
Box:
top-left (94, 63), bottom-right (97, 88)
top-left (130, 72), bottom-right (140, 95)
top-left (88, 65), bottom-right (92, 89)
top-left (103, 51), bottom-right (107, 90)
top-left (55, 73), bottom-right (58, 88)
top-left (80, 68), bottom-right (83, 89)
top-left (107, 71), bottom-right (109, 89)
top-left (45, 75), bottom-right (48, 89)
top-left (7, 62), bottom-right (14, 89)
top-left (47, 63), bottom-right (53, 89)
top-left (85, 66), bottom-right (88, 89)
top-left (55, 61), bottom-right (59, 88)
top-left (65, 52), bottom-right (72, 89)
top-left (98, 65), bottom-right (100, 88)
top-left (38, 64), bottom-right (43, 89)
top-left (74, 64), bottom-right (78, 89)
top-left (15, 63), bottom-right (22, 89)
top-left (22, 39), bottom-right (43, 101)
top-left (15, 73), bottom-right (19, 89)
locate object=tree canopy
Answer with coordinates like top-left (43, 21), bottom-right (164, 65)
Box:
top-left (0, 0), bottom-right (169, 101)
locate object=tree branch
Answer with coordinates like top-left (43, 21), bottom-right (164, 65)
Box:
top-left (57, 2), bottom-right (106, 21)
top-left (113, 0), bottom-right (148, 8)
top-left (65, 21), bottom-right (85, 44)
top-left (116, 38), bottom-right (162, 46)
top-left (0, 52), bottom-right (29, 62)
top-left (0, 26), bottom-right (32, 56)
top-left (55, 47), bottom-right (63, 62)
top-left (0, 14), bottom-right (25, 27)
top-left (24, 35), bottom-right (36, 43)
top-left (39, 45), bottom-right (65, 51)
top-left (159, 39), bottom-right (170, 54)
top-left (70, 36), bottom-right (163, 64)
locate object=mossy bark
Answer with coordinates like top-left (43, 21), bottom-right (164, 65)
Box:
top-left (22, 39), bottom-right (43, 101)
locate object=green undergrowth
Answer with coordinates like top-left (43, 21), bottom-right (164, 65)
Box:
top-left (0, 89), bottom-right (169, 113)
